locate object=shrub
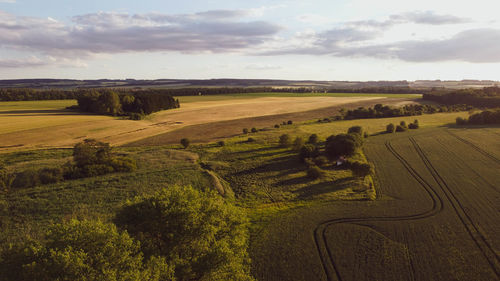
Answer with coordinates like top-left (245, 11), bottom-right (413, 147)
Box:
top-left (217, 140), bottom-right (225, 146)
top-left (313, 156), bottom-right (329, 167)
top-left (408, 123), bottom-right (419, 129)
top-left (456, 117), bottom-right (467, 125)
top-left (279, 134), bottom-right (292, 148)
top-left (114, 186), bottom-right (253, 281)
top-left (308, 134), bottom-right (319, 144)
top-left (73, 139), bottom-right (112, 168)
top-left (299, 144), bottom-right (320, 162)
top-left (292, 137), bottom-right (305, 151)
top-left (247, 137), bottom-right (255, 142)
top-left (274, 124), bottom-right (280, 128)
top-left (128, 112), bottom-right (145, 120)
top-left (110, 157), bottom-right (137, 172)
top-left (400, 121), bottom-right (407, 128)
top-left (396, 125), bottom-right (407, 132)
top-left (347, 126), bottom-right (363, 135)
top-left (242, 128), bottom-right (249, 134)
top-left (287, 120), bottom-right (293, 125)
top-left (307, 165), bottom-right (324, 179)
top-left (12, 169), bottom-right (40, 188)
top-left (386, 123), bottom-right (395, 133)
top-left (251, 127), bottom-right (258, 133)
top-left (38, 168), bottom-right (63, 184)
top-left (350, 161), bottom-right (374, 178)
top-left (363, 131), bottom-right (369, 138)
top-left (282, 121), bottom-right (287, 125)
top-left (180, 138), bottom-right (190, 149)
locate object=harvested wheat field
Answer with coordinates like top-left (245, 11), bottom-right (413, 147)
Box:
top-left (0, 96), bottom-right (412, 152)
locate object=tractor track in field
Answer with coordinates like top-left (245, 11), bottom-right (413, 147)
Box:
top-left (446, 130), bottom-right (500, 165)
top-left (410, 137), bottom-right (500, 277)
top-left (313, 139), bottom-right (444, 281)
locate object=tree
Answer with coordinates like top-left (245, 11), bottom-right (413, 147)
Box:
top-left (292, 137), bottom-right (305, 151)
top-left (325, 134), bottom-right (359, 159)
top-left (73, 139), bottom-right (112, 168)
top-left (396, 125), bottom-right (407, 132)
top-left (242, 128), bottom-right (249, 134)
top-left (400, 121), bottom-right (407, 128)
top-left (251, 128), bottom-right (258, 133)
top-left (308, 134), bottom-right (319, 144)
top-left (307, 165), bottom-right (324, 179)
top-left (347, 126), bottom-right (363, 135)
top-left (278, 134), bottom-right (292, 148)
top-left (114, 186), bottom-right (254, 281)
top-left (180, 138), bottom-right (190, 149)
top-left (299, 144), bottom-right (320, 162)
top-left (386, 123), bottom-right (395, 133)
top-left (0, 219), bottom-right (172, 281)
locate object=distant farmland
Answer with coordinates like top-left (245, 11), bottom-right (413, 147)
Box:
top-left (251, 127), bottom-right (500, 281)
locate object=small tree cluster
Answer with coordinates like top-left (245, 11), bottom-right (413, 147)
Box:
top-left (350, 161), bottom-right (374, 178)
top-left (278, 134), bottom-right (292, 148)
top-left (408, 119), bottom-right (419, 129)
top-left (386, 123), bottom-right (395, 133)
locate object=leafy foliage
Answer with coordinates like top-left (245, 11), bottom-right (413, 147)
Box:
top-left (325, 133), bottom-right (361, 159)
top-left (278, 134), bottom-right (292, 148)
top-left (114, 186), bottom-right (254, 281)
top-left (0, 219), bottom-right (173, 281)
top-left (386, 123), bottom-right (395, 133)
top-left (180, 138), bottom-right (190, 149)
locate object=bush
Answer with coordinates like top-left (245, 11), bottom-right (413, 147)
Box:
top-left (363, 131), bottom-right (369, 138)
top-left (400, 121), bottom-right (407, 128)
top-left (347, 126), bottom-right (363, 135)
top-left (278, 134), bottom-right (292, 148)
top-left (313, 156), bottom-right (329, 167)
top-left (350, 161), bottom-right (374, 178)
top-left (308, 134), bottom-right (319, 144)
top-left (408, 123), bottom-right (419, 129)
top-left (12, 169), bottom-right (40, 188)
top-left (73, 139), bottom-right (112, 168)
top-left (274, 124), bottom-right (280, 128)
top-left (180, 138), bottom-right (190, 149)
top-left (287, 120), bottom-right (293, 125)
top-left (386, 123), bottom-right (395, 133)
top-left (292, 137), bottom-right (305, 151)
top-left (242, 128), bottom-right (249, 134)
top-left (110, 157), bottom-right (137, 172)
top-left (282, 121), bottom-right (287, 125)
top-left (396, 125), bottom-right (407, 132)
top-left (217, 140), bottom-right (225, 146)
top-left (247, 137), bottom-right (255, 142)
top-left (299, 144), bottom-right (320, 162)
top-left (307, 165), bottom-right (324, 179)
top-left (114, 186), bottom-right (253, 281)
top-left (456, 117), bottom-right (467, 125)
top-left (38, 168), bottom-right (63, 184)
top-left (251, 128), bottom-right (258, 133)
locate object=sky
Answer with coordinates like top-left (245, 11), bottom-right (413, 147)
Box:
top-left (1, 0), bottom-right (500, 81)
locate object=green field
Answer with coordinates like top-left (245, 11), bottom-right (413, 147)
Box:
top-left (177, 92), bottom-right (422, 103)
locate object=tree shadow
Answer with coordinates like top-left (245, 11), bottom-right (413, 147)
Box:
top-left (231, 154), bottom-right (303, 177)
top-left (292, 176), bottom-right (356, 200)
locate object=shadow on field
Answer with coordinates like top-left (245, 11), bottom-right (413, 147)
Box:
top-left (0, 109), bottom-right (86, 116)
top-left (232, 154), bottom-right (303, 176)
top-left (293, 176), bottom-right (355, 200)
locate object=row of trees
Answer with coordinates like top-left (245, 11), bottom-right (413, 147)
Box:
top-left (0, 186), bottom-right (254, 281)
top-left (76, 89), bottom-right (180, 117)
top-left (0, 139), bottom-right (136, 190)
top-left (342, 103), bottom-right (471, 120)
top-left (423, 86), bottom-right (500, 108)
top-left (456, 109), bottom-right (500, 125)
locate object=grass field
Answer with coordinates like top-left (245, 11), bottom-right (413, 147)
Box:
top-left (250, 127), bottom-right (500, 281)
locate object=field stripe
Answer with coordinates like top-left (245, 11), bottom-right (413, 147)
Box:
top-left (446, 130), bottom-right (500, 165)
top-left (410, 137), bottom-right (500, 277)
top-left (313, 139), bottom-right (445, 281)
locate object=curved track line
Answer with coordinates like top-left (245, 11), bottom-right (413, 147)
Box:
top-left (313, 140), bottom-right (444, 281)
top-left (410, 137), bottom-right (500, 277)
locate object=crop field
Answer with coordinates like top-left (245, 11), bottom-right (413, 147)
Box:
top-left (0, 95), bottom-right (412, 152)
top-left (250, 127), bottom-right (500, 281)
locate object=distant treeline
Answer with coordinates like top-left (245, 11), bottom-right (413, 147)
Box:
top-left (423, 86), bottom-right (500, 108)
top-left (76, 89), bottom-right (180, 117)
top-left (456, 109), bottom-right (500, 125)
top-left (0, 86), bottom-right (421, 101)
top-left (342, 103), bottom-right (471, 120)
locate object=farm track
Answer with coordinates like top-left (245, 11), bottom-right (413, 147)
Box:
top-left (446, 130), bottom-right (500, 165)
top-left (410, 137), bottom-right (500, 277)
top-left (313, 139), bottom-right (444, 281)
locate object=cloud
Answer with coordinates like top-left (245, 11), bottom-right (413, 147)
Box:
top-left (390, 11), bottom-right (471, 25)
top-left (0, 57), bottom-right (46, 68)
top-left (245, 63), bottom-right (282, 70)
top-left (0, 0), bottom-right (16, 3)
top-left (0, 10), bottom-right (282, 59)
